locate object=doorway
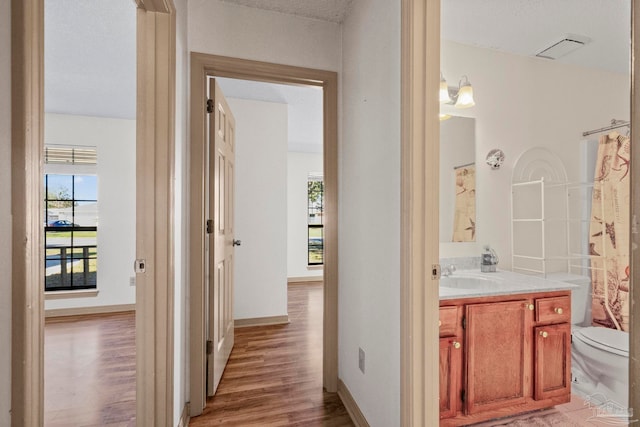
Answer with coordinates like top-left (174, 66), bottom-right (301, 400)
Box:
top-left (11, 0), bottom-right (176, 425)
top-left (188, 53), bottom-right (338, 416)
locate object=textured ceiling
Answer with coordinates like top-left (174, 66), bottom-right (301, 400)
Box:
top-left (219, 0), bottom-right (354, 23)
top-left (442, 0), bottom-right (630, 75)
top-left (44, 0), bottom-right (630, 122)
top-left (45, 0), bottom-right (136, 120)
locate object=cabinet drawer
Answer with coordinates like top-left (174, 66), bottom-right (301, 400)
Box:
top-left (439, 306), bottom-right (459, 337)
top-left (535, 296), bottom-right (570, 324)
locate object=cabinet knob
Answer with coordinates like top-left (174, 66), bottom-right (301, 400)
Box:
top-left (554, 307), bottom-right (564, 314)
top-left (540, 331), bottom-right (548, 338)
top-left (526, 303), bottom-right (534, 311)
top-left (453, 341), bottom-right (461, 349)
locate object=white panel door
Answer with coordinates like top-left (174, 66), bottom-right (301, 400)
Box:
top-left (207, 78), bottom-right (236, 395)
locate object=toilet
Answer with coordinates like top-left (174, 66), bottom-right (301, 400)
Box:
top-left (548, 273), bottom-right (629, 409)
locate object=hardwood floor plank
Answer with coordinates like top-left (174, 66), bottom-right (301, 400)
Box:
top-left (189, 282), bottom-right (354, 426)
top-left (44, 311), bottom-right (136, 427)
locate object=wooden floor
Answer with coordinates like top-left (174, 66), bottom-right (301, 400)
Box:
top-left (44, 311), bottom-right (136, 427)
top-left (189, 281), bottom-right (354, 427)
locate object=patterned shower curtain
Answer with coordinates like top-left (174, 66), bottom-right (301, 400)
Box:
top-left (452, 164), bottom-right (476, 242)
top-left (589, 132), bottom-right (630, 331)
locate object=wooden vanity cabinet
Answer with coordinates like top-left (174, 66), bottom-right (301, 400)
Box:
top-left (439, 306), bottom-right (463, 419)
top-left (439, 290), bottom-right (571, 426)
top-left (465, 299), bottom-right (531, 414)
top-left (533, 295), bottom-right (571, 400)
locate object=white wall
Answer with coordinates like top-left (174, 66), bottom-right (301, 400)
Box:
top-left (188, 0), bottom-right (341, 73)
top-left (341, 1), bottom-right (401, 425)
top-left (287, 152), bottom-right (324, 278)
top-left (229, 98), bottom-right (289, 320)
top-left (44, 114), bottom-right (136, 310)
top-left (0, 0), bottom-right (11, 423)
top-left (174, 0), bottom-right (189, 423)
top-left (441, 40), bottom-right (630, 268)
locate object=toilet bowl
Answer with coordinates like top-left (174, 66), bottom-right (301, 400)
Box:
top-left (547, 273), bottom-right (629, 408)
top-left (571, 325), bottom-right (628, 408)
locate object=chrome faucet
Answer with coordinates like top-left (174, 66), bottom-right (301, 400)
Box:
top-left (441, 264), bottom-right (456, 277)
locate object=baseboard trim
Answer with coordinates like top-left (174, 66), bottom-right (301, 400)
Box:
top-left (287, 276), bottom-right (323, 283)
top-left (338, 379), bottom-right (370, 427)
top-left (234, 315), bottom-right (289, 328)
top-left (45, 304), bottom-right (135, 318)
top-left (178, 402), bottom-right (190, 427)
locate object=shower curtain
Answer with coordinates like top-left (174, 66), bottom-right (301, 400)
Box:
top-left (589, 131), bottom-right (630, 331)
top-left (452, 164), bottom-right (476, 242)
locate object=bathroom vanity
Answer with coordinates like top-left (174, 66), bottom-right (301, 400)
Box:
top-left (439, 271), bottom-right (574, 426)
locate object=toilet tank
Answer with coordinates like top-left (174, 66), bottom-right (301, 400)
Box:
top-left (546, 273), bottom-right (591, 325)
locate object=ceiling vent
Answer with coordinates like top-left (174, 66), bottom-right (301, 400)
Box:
top-left (535, 34), bottom-right (591, 60)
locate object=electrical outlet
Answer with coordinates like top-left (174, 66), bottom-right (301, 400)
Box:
top-left (359, 347), bottom-right (365, 374)
top-left (129, 276), bottom-right (136, 286)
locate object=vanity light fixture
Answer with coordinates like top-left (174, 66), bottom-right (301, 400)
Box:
top-left (439, 72), bottom-right (452, 103)
top-left (439, 73), bottom-right (476, 109)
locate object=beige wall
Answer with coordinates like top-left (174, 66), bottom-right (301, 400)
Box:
top-left (188, 0), bottom-right (342, 72)
top-left (228, 97), bottom-right (289, 320)
top-left (44, 114), bottom-right (136, 311)
top-left (441, 40), bottom-right (630, 265)
top-left (0, 0), bottom-right (11, 423)
top-left (340, 0), bottom-right (401, 425)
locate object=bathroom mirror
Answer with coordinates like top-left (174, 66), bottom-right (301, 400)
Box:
top-left (439, 116), bottom-right (476, 243)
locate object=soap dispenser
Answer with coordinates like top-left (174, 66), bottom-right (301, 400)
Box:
top-left (481, 245), bottom-right (497, 273)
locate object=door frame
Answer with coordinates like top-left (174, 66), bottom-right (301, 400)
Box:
top-left (400, 1), bottom-right (441, 425)
top-left (188, 53), bottom-right (339, 416)
top-left (401, 0), bottom-right (640, 425)
top-left (10, 0), bottom-right (176, 425)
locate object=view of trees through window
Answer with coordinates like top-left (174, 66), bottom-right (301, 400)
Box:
top-left (44, 174), bottom-right (98, 291)
top-left (308, 174), bottom-right (324, 265)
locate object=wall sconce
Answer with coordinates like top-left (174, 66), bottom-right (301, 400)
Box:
top-left (440, 74), bottom-right (476, 109)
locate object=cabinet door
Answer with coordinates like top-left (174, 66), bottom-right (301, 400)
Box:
top-left (534, 323), bottom-right (571, 400)
top-left (439, 337), bottom-right (462, 419)
top-left (465, 300), bottom-right (531, 414)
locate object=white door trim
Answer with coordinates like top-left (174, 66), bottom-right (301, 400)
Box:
top-left (135, 3), bottom-right (176, 426)
top-left (188, 53), bottom-right (339, 416)
top-left (10, 1), bottom-right (177, 425)
top-left (400, 1), bottom-right (441, 425)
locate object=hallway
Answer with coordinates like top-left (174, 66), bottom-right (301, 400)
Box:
top-left (189, 281), bottom-right (353, 426)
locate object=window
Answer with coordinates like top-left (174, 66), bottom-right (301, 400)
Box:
top-left (308, 174), bottom-right (324, 265)
top-left (44, 146), bottom-right (98, 291)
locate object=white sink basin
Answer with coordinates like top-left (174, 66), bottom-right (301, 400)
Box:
top-left (440, 275), bottom-right (520, 291)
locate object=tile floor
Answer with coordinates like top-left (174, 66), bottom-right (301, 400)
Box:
top-left (471, 394), bottom-right (632, 426)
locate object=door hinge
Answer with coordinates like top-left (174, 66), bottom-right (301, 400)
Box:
top-left (462, 316), bottom-right (466, 330)
top-left (461, 389), bottom-right (466, 403)
top-left (432, 264), bottom-right (441, 280)
top-left (206, 219), bottom-right (213, 234)
top-left (206, 340), bottom-right (213, 355)
top-left (206, 98), bottom-right (214, 114)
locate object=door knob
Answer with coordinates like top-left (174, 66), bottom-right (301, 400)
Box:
top-left (539, 331), bottom-right (548, 338)
top-left (233, 239), bottom-right (242, 247)
top-left (453, 341), bottom-right (461, 349)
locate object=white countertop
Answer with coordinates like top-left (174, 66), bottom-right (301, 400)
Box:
top-left (439, 269), bottom-right (578, 300)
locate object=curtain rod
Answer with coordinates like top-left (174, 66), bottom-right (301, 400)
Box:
top-left (453, 162), bottom-right (475, 170)
top-left (582, 120), bottom-right (630, 137)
